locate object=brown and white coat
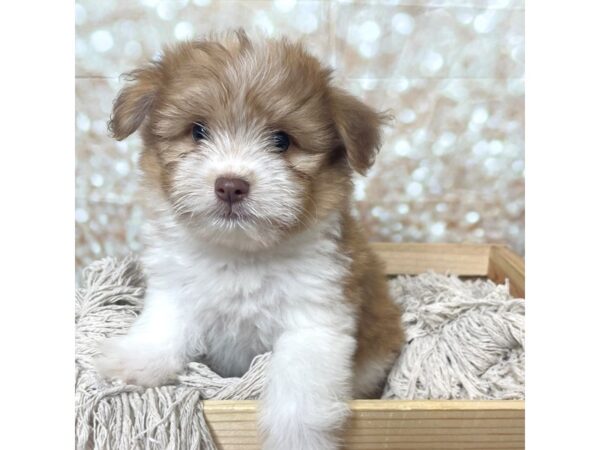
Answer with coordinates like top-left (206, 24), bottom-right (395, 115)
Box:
top-left (96, 31), bottom-right (404, 450)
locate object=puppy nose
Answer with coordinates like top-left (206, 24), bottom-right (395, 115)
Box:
top-left (214, 177), bottom-right (250, 204)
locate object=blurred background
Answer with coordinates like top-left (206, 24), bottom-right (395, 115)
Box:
top-left (75, 0), bottom-right (524, 272)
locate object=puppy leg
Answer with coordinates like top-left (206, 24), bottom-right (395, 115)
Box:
top-left (353, 353), bottom-right (398, 398)
top-left (259, 327), bottom-right (356, 450)
top-left (95, 288), bottom-right (201, 387)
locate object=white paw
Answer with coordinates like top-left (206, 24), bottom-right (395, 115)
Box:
top-left (259, 400), bottom-right (348, 450)
top-left (261, 429), bottom-right (341, 450)
top-left (94, 336), bottom-right (184, 387)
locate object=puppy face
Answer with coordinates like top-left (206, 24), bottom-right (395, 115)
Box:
top-left (110, 31), bottom-right (386, 251)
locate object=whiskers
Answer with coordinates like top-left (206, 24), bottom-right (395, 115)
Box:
top-left (170, 191), bottom-right (202, 219)
top-left (296, 195), bottom-right (320, 229)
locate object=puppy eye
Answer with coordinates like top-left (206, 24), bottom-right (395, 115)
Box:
top-left (272, 131), bottom-right (290, 152)
top-left (192, 122), bottom-right (209, 142)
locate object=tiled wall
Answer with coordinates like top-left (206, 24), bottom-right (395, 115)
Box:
top-left (75, 0), bottom-right (524, 270)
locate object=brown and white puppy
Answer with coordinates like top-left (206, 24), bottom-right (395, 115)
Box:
top-left (96, 30), bottom-right (404, 450)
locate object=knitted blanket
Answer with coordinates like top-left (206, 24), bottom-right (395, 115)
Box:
top-left (75, 256), bottom-right (524, 450)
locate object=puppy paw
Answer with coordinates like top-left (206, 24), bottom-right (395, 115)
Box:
top-left (261, 429), bottom-right (341, 450)
top-left (94, 336), bottom-right (183, 387)
top-left (259, 400), bottom-right (347, 450)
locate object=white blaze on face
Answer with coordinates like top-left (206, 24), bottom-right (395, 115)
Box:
top-left (169, 126), bottom-right (305, 250)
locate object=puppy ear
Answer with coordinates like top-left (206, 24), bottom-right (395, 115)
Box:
top-left (329, 87), bottom-right (389, 175)
top-left (108, 64), bottom-right (161, 140)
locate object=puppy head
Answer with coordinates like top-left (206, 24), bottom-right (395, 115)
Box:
top-left (110, 31), bottom-right (386, 251)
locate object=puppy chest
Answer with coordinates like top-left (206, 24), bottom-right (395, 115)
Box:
top-left (195, 273), bottom-right (296, 376)
top-left (200, 305), bottom-right (277, 376)
top-left (196, 265), bottom-right (309, 341)
top-left (190, 253), bottom-right (349, 375)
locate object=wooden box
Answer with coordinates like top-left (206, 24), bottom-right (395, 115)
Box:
top-left (204, 243), bottom-right (525, 450)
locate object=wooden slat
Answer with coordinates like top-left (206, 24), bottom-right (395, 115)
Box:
top-left (209, 418), bottom-right (525, 431)
top-left (204, 400), bottom-right (525, 450)
top-left (215, 443), bottom-right (523, 449)
top-left (204, 400), bottom-right (524, 413)
top-left (212, 445), bottom-right (522, 449)
top-left (209, 442), bottom-right (525, 450)
top-left (214, 436), bottom-right (524, 446)
top-left (487, 245), bottom-right (525, 298)
top-left (213, 428), bottom-right (525, 438)
top-left (348, 399), bottom-right (524, 411)
top-left (213, 431), bottom-right (525, 444)
top-left (206, 409), bottom-right (523, 421)
top-left (371, 243), bottom-right (491, 276)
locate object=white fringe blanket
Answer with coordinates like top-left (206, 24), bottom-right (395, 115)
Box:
top-left (75, 256), bottom-right (524, 450)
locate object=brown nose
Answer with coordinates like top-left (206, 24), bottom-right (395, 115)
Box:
top-left (214, 177), bottom-right (250, 204)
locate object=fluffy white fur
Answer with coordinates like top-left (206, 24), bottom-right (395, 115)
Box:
top-left (96, 204), bottom-right (357, 449)
top-left (95, 33), bottom-right (397, 450)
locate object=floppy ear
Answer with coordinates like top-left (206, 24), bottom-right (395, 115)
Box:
top-left (329, 87), bottom-right (388, 175)
top-left (108, 64), bottom-right (161, 141)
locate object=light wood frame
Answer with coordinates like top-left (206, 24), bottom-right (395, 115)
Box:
top-left (204, 243), bottom-right (525, 450)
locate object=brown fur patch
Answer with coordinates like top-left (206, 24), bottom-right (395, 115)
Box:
top-left (339, 211), bottom-right (405, 397)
